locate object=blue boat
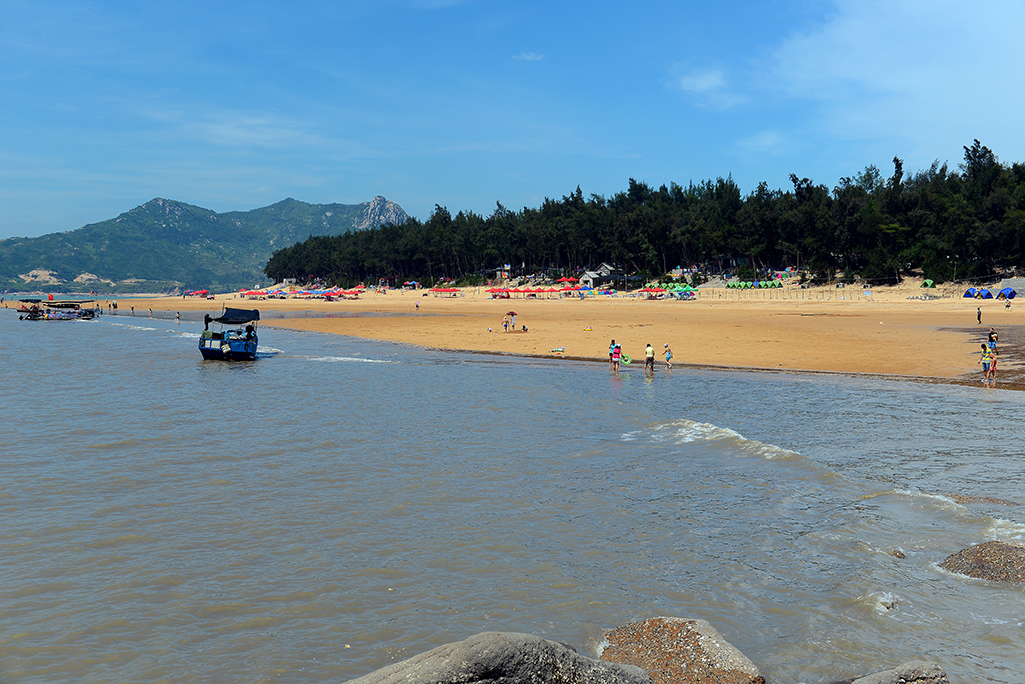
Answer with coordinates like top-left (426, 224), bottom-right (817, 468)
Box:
top-left (199, 308), bottom-right (260, 360)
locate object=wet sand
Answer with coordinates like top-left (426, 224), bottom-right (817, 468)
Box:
top-left (119, 285), bottom-right (1025, 388)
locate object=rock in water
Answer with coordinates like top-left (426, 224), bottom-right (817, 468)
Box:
top-left (826, 659), bottom-right (949, 684)
top-left (939, 540), bottom-right (1025, 582)
top-left (345, 631), bottom-right (652, 684)
top-left (600, 617), bottom-right (764, 684)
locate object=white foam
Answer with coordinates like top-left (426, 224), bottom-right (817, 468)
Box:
top-left (306, 355), bottom-right (393, 364)
top-left (860, 489), bottom-right (964, 510)
top-left (105, 322), bottom-right (160, 332)
top-left (653, 419), bottom-right (801, 460)
top-left (987, 517), bottom-right (1025, 540)
top-left (858, 590), bottom-right (902, 614)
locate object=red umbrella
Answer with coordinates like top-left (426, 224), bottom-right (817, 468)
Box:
top-left (506, 310), bottom-right (518, 316)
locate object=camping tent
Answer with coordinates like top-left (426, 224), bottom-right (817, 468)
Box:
top-left (999, 287), bottom-right (1017, 299)
top-left (963, 288), bottom-right (978, 298)
top-left (920, 279), bottom-right (935, 288)
top-left (978, 288), bottom-right (994, 299)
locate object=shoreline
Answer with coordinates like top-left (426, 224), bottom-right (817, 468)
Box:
top-left (66, 285), bottom-right (1025, 390)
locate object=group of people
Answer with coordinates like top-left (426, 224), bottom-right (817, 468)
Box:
top-left (608, 339), bottom-right (673, 376)
top-left (979, 327), bottom-right (999, 388)
top-left (499, 313), bottom-right (527, 333)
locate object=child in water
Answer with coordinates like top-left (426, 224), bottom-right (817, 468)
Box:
top-left (664, 343), bottom-right (673, 369)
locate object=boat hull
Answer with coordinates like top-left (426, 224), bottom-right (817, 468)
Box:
top-left (198, 335), bottom-right (258, 361)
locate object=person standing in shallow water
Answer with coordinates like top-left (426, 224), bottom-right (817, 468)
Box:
top-left (609, 339), bottom-right (616, 369)
top-left (644, 343), bottom-right (655, 376)
top-left (979, 343), bottom-right (995, 387)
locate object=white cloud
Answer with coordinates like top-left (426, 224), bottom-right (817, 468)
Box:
top-left (769, 0), bottom-right (1025, 158)
top-left (735, 130), bottom-right (785, 155)
top-left (675, 68), bottom-right (726, 94)
top-left (513, 52), bottom-right (544, 61)
top-left (669, 67), bottom-right (744, 108)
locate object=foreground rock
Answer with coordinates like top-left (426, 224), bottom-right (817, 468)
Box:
top-left (946, 493), bottom-right (1018, 506)
top-left (826, 659), bottom-right (949, 684)
top-left (600, 617), bottom-right (764, 684)
top-left (345, 631), bottom-right (652, 684)
top-left (939, 540), bottom-right (1025, 582)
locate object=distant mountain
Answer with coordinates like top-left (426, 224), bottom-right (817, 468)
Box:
top-left (0, 196), bottom-right (409, 293)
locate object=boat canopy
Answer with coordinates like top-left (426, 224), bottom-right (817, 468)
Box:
top-left (214, 308), bottom-right (261, 324)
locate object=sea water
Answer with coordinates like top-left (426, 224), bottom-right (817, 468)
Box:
top-left (1, 311), bottom-right (1024, 683)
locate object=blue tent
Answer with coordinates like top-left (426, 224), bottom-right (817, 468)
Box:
top-left (999, 287), bottom-right (1017, 299)
top-left (963, 287), bottom-right (978, 298)
top-left (979, 288), bottom-right (994, 299)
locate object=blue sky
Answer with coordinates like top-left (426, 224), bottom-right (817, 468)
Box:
top-left (2, 0), bottom-right (1024, 239)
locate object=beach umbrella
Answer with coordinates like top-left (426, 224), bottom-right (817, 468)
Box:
top-left (506, 310), bottom-right (518, 316)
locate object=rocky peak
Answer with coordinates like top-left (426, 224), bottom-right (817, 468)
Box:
top-left (356, 195), bottom-right (408, 231)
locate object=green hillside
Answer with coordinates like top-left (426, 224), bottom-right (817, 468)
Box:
top-left (0, 196), bottom-right (408, 293)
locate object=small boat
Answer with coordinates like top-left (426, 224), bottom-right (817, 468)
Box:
top-left (199, 308), bottom-right (260, 360)
top-left (18, 299), bottom-right (98, 321)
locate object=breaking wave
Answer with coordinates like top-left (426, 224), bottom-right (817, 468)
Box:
top-left (645, 418), bottom-right (802, 460)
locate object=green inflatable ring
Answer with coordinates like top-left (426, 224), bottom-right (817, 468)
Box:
top-left (621, 353), bottom-right (632, 365)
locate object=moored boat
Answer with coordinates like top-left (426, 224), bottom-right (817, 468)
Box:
top-left (18, 299), bottom-right (98, 320)
top-left (199, 308), bottom-right (260, 360)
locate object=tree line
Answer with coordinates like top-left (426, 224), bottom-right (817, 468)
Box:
top-left (264, 140), bottom-right (1025, 287)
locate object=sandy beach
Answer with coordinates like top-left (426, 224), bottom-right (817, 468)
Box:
top-left (114, 283), bottom-right (1024, 388)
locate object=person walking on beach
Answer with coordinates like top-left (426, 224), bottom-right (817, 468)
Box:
top-left (979, 343), bottom-right (995, 387)
top-left (988, 328), bottom-right (998, 351)
top-left (609, 339), bottom-right (616, 369)
top-left (644, 343), bottom-right (655, 376)
top-left (611, 343), bottom-right (622, 375)
top-left (664, 343), bottom-right (673, 369)
top-left (502, 315), bottom-right (509, 333)
top-left (977, 307), bottom-right (982, 324)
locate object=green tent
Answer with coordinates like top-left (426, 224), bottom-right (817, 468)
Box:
top-left (921, 279), bottom-right (935, 288)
